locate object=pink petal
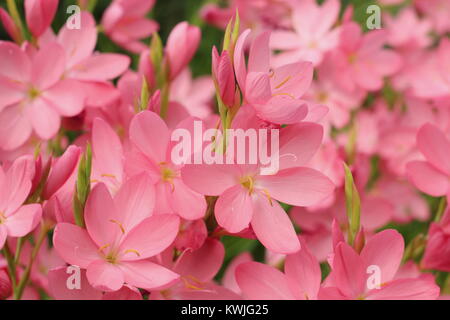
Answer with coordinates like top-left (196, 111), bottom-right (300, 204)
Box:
top-left (332, 242), bottom-right (366, 299)
top-left (366, 278), bottom-right (440, 300)
top-left (119, 214), bottom-right (180, 261)
top-left (174, 238), bottom-right (224, 282)
top-left (236, 261), bottom-right (295, 300)
top-left (258, 167), bottom-right (335, 207)
top-left (278, 122), bottom-right (324, 170)
top-left (0, 105), bottom-right (32, 150)
top-left (255, 97), bottom-right (308, 124)
top-left (29, 98), bottom-right (61, 140)
top-left (271, 62), bottom-right (313, 98)
top-left (361, 229), bottom-right (404, 283)
top-left (70, 54), bottom-right (130, 81)
top-left (234, 29), bottom-right (251, 91)
top-left (5, 204), bottom-right (42, 237)
top-left (0, 41), bottom-right (31, 82)
top-left (114, 173), bottom-right (155, 231)
top-left (248, 31), bottom-right (271, 74)
top-left (129, 111), bottom-right (169, 163)
top-left (251, 194), bottom-right (300, 254)
top-left (53, 223), bottom-right (99, 268)
top-left (86, 260), bottom-right (124, 292)
top-left (406, 161), bottom-right (449, 196)
top-left (48, 266), bottom-right (103, 300)
top-left (168, 178), bottom-right (207, 220)
top-left (0, 75), bottom-right (25, 110)
top-left (31, 42), bottom-right (65, 90)
top-left (0, 225), bottom-right (7, 249)
top-left (285, 238), bottom-right (321, 300)
top-left (0, 155), bottom-right (34, 215)
top-left (181, 163), bottom-right (241, 196)
top-left (42, 79), bottom-right (85, 117)
top-left (85, 183), bottom-right (121, 248)
top-left (215, 185), bottom-right (253, 233)
top-left (417, 123), bottom-right (450, 175)
top-left (119, 260), bottom-right (179, 290)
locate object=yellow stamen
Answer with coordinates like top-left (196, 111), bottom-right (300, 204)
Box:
top-left (124, 249), bottom-right (141, 257)
top-left (261, 189), bottom-right (273, 206)
top-left (101, 173), bottom-right (116, 179)
top-left (109, 219), bottom-right (125, 234)
top-left (271, 92), bottom-right (296, 99)
top-left (28, 87), bottom-right (41, 100)
top-left (98, 243), bottom-right (110, 253)
top-left (274, 76), bottom-right (292, 89)
top-left (240, 175), bottom-right (254, 194)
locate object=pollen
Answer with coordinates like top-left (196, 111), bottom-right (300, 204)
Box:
top-left (240, 175), bottom-right (254, 194)
top-left (124, 249), bottom-right (141, 257)
top-left (27, 87), bottom-right (41, 100)
top-left (274, 75), bottom-right (292, 89)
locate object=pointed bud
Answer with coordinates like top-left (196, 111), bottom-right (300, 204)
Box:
top-left (73, 144), bottom-right (92, 228)
top-left (344, 163), bottom-right (361, 246)
top-left (212, 47), bottom-right (236, 107)
top-left (353, 228), bottom-right (365, 253)
top-left (0, 269), bottom-right (12, 300)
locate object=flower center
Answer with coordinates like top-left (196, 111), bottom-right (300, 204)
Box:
top-left (348, 53), bottom-right (357, 64)
top-left (27, 86), bottom-right (41, 100)
top-left (240, 175), bottom-right (254, 194)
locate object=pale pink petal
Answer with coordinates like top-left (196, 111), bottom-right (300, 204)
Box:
top-left (236, 261), bottom-right (295, 300)
top-left (0, 105), bottom-right (32, 150)
top-left (406, 161), bottom-right (449, 196)
top-left (70, 54), bottom-right (130, 81)
top-left (86, 260), bottom-right (124, 292)
top-left (258, 167), bottom-right (335, 207)
top-left (42, 79), bottom-right (85, 117)
top-left (215, 185), bottom-right (253, 233)
top-left (169, 178), bottom-right (207, 220)
top-left (271, 62), bottom-right (313, 98)
top-left (5, 204), bottom-right (42, 237)
top-left (417, 123), bottom-right (450, 174)
top-left (366, 278), bottom-right (440, 300)
top-left (181, 164), bottom-right (240, 196)
top-left (129, 111), bottom-right (169, 163)
top-left (174, 238), bottom-right (224, 282)
top-left (248, 31), bottom-right (271, 73)
top-left (120, 260), bottom-right (179, 290)
top-left (0, 75), bottom-right (25, 110)
top-left (251, 194), bottom-right (300, 254)
top-left (0, 41), bottom-right (31, 82)
top-left (48, 266), bottom-right (102, 300)
top-left (255, 97), bottom-right (308, 124)
top-left (84, 183), bottom-right (120, 247)
top-left (285, 238), bottom-right (321, 300)
top-left (114, 174), bottom-right (155, 231)
top-left (361, 229), bottom-right (404, 283)
top-left (234, 29), bottom-right (251, 91)
top-left (31, 42), bottom-right (65, 90)
top-left (53, 223), bottom-right (99, 268)
top-left (29, 98), bottom-right (61, 140)
top-left (119, 214), bottom-right (180, 261)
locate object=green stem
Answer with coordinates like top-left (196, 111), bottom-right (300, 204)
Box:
top-left (159, 82), bottom-right (171, 119)
top-left (14, 237), bottom-right (26, 265)
top-left (435, 197), bottom-right (447, 223)
top-left (6, 0), bottom-right (26, 43)
top-left (14, 223), bottom-right (49, 300)
top-left (2, 243), bottom-right (17, 291)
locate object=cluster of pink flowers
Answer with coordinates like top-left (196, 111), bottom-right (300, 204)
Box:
top-left (0, 0), bottom-right (449, 300)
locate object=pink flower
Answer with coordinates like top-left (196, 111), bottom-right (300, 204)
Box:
top-left (320, 230), bottom-right (440, 300)
top-left (53, 175), bottom-right (180, 292)
top-left (271, 0), bottom-right (341, 66)
top-left (25, 0), bottom-right (58, 38)
top-left (182, 123), bottom-right (335, 253)
top-left (234, 30), bottom-right (313, 124)
top-left (236, 238), bottom-right (321, 299)
top-left (327, 22), bottom-right (402, 92)
top-left (422, 209), bottom-right (450, 272)
top-left (151, 239), bottom-right (240, 300)
top-left (126, 111), bottom-right (207, 220)
top-left (165, 22), bottom-right (201, 80)
top-left (0, 41), bottom-right (85, 150)
top-left (415, 0), bottom-right (450, 35)
top-left (406, 123), bottom-right (450, 199)
top-left (101, 0), bottom-right (158, 53)
top-left (48, 267), bottom-right (142, 300)
top-left (0, 156), bottom-right (42, 249)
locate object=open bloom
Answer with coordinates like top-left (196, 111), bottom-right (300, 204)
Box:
top-left (234, 30), bottom-right (313, 125)
top-left (101, 0), bottom-right (158, 53)
top-left (182, 123), bottom-right (335, 253)
top-left (0, 41), bottom-right (85, 149)
top-left (236, 238), bottom-right (321, 299)
top-left (320, 230), bottom-right (440, 300)
top-left (0, 156), bottom-right (42, 249)
top-left (422, 209), bottom-right (450, 272)
top-left (327, 22), bottom-right (402, 92)
top-left (53, 175), bottom-right (180, 292)
top-left (406, 123), bottom-right (450, 199)
top-left (271, 0), bottom-right (341, 66)
top-left (126, 111), bottom-right (207, 220)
